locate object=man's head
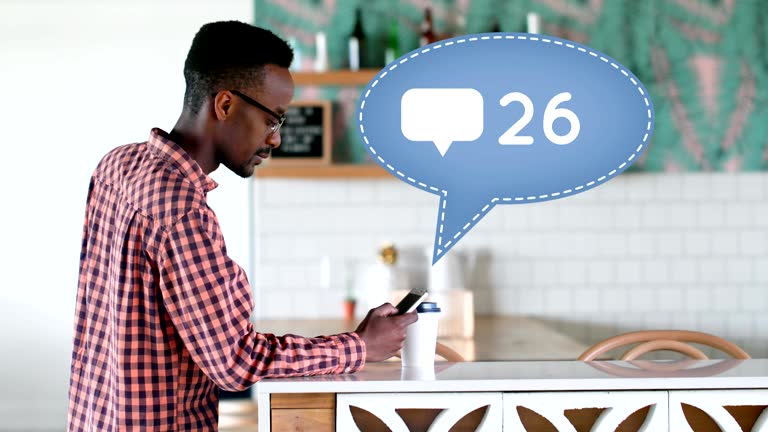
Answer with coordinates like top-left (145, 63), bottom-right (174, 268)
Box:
top-left (183, 21), bottom-right (294, 177)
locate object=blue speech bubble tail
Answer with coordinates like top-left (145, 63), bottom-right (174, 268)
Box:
top-left (433, 140), bottom-right (453, 156)
top-left (431, 190), bottom-right (498, 265)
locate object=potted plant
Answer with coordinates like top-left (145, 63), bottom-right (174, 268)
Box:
top-left (342, 295), bottom-right (356, 321)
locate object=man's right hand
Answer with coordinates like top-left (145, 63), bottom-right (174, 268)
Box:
top-left (354, 303), bottom-right (418, 362)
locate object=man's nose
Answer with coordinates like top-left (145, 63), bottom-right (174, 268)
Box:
top-left (267, 130), bottom-right (281, 149)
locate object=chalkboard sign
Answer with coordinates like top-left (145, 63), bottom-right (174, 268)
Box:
top-left (268, 100), bottom-right (331, 165)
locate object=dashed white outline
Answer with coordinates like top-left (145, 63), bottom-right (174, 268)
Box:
top-left (357, 33), bottom-right (653, 258)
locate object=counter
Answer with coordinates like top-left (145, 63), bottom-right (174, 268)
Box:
top-left (219, 316), bottom-right (588, 432)
top-left (220, 315), bottom-right (587, 430)
top-left (256, 359), bottom-right (768, 431)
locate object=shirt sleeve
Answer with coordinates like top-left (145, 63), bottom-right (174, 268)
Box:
top-left (158, 207), bottom-right (366, 391)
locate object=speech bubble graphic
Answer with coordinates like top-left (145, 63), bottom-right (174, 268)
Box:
top-left (401, 88), bottom-right (484, 156)
top-left (357, 33), bottom-right (654, 264)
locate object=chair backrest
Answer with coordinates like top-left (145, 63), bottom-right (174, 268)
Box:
top-left (435, 342), bottom-right (465, 362)
top-left (578, 330), bottom-right (750, 361)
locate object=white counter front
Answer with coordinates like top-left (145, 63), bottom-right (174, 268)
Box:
top-left (255, 360), bottom-right (768, 431)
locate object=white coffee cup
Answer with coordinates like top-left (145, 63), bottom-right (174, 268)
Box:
top-left (401, 365), bottom-right (435, 380)
top-left (401, 302), bottom-right (441, 368)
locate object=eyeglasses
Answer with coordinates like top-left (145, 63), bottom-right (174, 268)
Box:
top-left (228, 90), bottom-right (287, 136)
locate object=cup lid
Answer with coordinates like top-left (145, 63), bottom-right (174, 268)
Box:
top-left (416, 302), bottom-right (441, 313)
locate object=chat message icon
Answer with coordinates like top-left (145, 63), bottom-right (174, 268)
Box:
top-left (358, 32), bottom-right (654, 264)
top-left (401, 88), bottom-right (484, 156)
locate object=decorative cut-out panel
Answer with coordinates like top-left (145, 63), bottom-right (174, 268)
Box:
top-left (337, 392), bottom-right (502, 431)
top-left (503, 391), bottom-right (668, 432)
top-left (670, 389), bottom-right (768, 432)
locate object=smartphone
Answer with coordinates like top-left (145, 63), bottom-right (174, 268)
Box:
top-left (394, 287), bottom-right (428, 315)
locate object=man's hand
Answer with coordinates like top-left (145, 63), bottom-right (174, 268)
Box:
top-left (355, 303), bottom-right (418, 362)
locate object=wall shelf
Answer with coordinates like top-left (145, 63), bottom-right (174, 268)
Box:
top-left (278, 70), bottom-right (383, 178)
top-left (291, 69), bottom-right (380, 86)
top-left (254, 164), bottom-right (390, 178)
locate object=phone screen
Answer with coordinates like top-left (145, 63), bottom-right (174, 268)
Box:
top-left (395, 290), bottom-right (427, 315)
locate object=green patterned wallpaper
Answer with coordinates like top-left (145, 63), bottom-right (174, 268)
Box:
top-left (254, 0), bottom-right (768, 171)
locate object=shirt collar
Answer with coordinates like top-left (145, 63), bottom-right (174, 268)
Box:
top-left (147, 128), bottom-right (218, 193)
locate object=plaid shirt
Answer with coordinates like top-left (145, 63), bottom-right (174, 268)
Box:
top-left (68, 128), bottom-right (365, 431)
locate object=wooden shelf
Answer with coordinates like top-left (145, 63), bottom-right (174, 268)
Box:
top-left (254, 164), bottom-right (390, 178)
top-left (278, 70), bottom-right (383, 178)
top-left (291, 69), bottom-right (380, 86)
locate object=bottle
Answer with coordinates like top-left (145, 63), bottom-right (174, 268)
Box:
top-left (287, 37), bottom-right (303, 72)
top-left (314, 32), bottom-right (327, 72)
top-left (348, 7), bottom-right (366, 70)
top-left (384, 19), bottom-right (400, 64)
top-left (526, 12), bottom-right (541, 34)
top-left (419, 7), bottom-right (437, 46)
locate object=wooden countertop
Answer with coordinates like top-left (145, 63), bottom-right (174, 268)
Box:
top-left (253, 315), bottom-right (589, 361)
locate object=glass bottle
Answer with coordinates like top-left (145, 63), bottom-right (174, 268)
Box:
top-left (384, 19), bottom-right (400, 65)
top-left (526, 12), bottom-right (541, 34)
top-left (314, 32), bottom-right (327, 72)
top-left (419, 7), bottom-right (437, 46)
top-left (348, 7), bottom-right (367, 70)
top-left (287, 37), bottom-right (303, 71)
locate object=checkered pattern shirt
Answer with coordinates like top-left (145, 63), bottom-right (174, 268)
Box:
top-left (68, 128), bottom-right (365, 431)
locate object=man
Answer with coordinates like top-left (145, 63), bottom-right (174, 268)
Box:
top-left (68, 21), bottom-right (417, 431)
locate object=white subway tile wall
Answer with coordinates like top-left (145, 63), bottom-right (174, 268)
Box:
top-left (251, 173), bottom-right (767, 358)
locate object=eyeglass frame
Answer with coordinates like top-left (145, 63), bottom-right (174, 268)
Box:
top-left (214, 90), bottom-right (287, 136)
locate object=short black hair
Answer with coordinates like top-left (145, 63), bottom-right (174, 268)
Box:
top-left (183, 21), bottom-right (293, 113)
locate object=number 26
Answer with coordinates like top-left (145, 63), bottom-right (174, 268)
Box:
top-left (498, 92), bottom-right (581, 146)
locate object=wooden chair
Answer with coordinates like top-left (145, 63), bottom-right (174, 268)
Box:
top-left (578, 330), bottom-right (750, 361)
top-left (435, 341), bottom-right (465, 362)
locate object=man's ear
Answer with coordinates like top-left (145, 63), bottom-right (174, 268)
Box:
top-left (212, 91), bottom-right (234, 121)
